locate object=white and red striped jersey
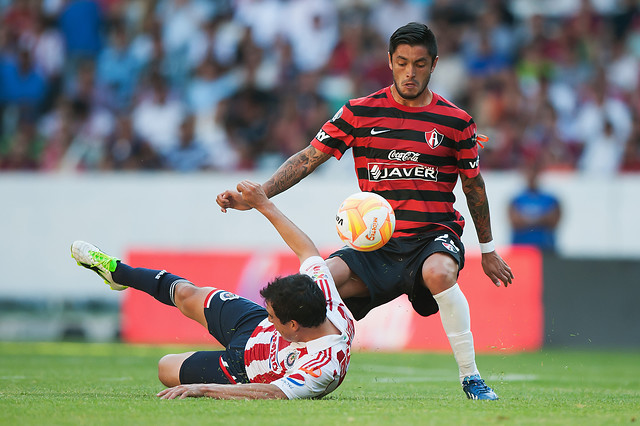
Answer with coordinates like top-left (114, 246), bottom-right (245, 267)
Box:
top-left (244, 256), bottom-right (355, 399)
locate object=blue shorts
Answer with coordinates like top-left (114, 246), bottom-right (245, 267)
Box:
top-left (328, 231), bottom-right (465, 320)
top-left (179, 289), bottom-right (267, 385)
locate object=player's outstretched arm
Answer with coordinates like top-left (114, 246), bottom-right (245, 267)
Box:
top-left (216, 145), bottom-right (331, 213)
top-left (157, 383), bottom-right (287, 400)
top-left (460, 172), bottom-right (514, 287)
top-left (237, 180), bottom-right (319, 263)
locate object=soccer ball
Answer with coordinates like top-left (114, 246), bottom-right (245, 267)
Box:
top-left (335, 192), bottom-right (395, 252)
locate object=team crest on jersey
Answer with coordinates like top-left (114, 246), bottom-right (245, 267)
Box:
top-left (425, 128), bottom-right (444, 149)
top-left (330, 107), bottom-right (343, 122)
top-left (285, 351), bottom-right (298, 368)
top-left (219, 291), bottom-right (240, 301)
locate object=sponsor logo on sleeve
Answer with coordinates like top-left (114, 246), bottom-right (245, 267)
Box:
top-left (315, 129), bottom-right (331, 142)
top-left (330, 107), bottom-right (343, 122)
top-left (469, 156), bottom-right (479, 168)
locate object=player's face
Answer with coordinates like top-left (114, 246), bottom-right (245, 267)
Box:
top-left (389, 44), bottom-right (438, 102)
top-left (266, 302), bottom-right (296, 341)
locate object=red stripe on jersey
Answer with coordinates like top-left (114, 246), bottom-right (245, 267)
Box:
top-left (311, 137), bottom-right (343, 160)
top-left (252, 370), bottom-right (285, 384)
top-left (337, 306), bottom-right (355, 342)
top-left (394, 199), bottom-right (456, 213)
top-left (300, 349), bottom-right (332, 373)
top-left (298, 350), bottom-right (328, 370)
top-left (317, 278), bottom-right (332, 300)
top-left (394, 222), bottom-right (462, 238)
top-left (244, 342), bottom-right (271, 368)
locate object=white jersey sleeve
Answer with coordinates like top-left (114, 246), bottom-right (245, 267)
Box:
top-left (299, 255), bottom-right (346, 307)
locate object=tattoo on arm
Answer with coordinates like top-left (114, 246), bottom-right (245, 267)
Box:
top-left (461, 173), bottom-right (493, 242)
top-left (263, 145), bottom-right (330, 198)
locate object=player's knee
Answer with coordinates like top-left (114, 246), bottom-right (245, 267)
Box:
top-left (158, 354), bottom-right (181, 387)
top-left (422, 258), bottom-right (457, 293)
top-left (172, 281), bottom-right (199, 306)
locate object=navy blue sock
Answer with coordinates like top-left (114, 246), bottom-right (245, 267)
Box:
top-left (112, 262), bottom-right (186, 307)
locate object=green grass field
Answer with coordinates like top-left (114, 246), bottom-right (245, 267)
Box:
top-left (0, 342), bottom-right (638, 425)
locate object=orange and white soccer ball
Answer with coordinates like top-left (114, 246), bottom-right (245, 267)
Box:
top-left (335, 192), bottom-right (395, 252)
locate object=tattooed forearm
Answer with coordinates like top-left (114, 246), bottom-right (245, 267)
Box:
top-left (263, 145), bottom-right (330, 198)
top-left (461, 173), bottom-right (493, 243)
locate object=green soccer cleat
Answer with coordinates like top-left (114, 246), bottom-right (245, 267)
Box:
top-left (71, 241), bottom-right (127, 291)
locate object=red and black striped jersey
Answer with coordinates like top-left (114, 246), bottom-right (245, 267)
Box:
top-left (311, 86), bottom-right (480, 238)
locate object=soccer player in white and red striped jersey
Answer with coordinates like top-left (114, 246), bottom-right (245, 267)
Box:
top-left (71, 180), bottom-right (354, 400)
top-left (217, 22), bottom-right (514, 400)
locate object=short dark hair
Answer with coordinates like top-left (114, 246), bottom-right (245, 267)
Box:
top-left (389, 22), bottom-right (438, 62)
top-left (260, 274), bottom-right (326, 328)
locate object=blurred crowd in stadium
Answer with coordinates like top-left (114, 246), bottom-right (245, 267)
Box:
top-left (1, 0), bottom-right (640, 174)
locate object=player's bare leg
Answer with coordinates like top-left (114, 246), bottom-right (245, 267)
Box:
top-left (155, 284), bottom-right (218, 386)
top-left (157, 352), bottom-right (196, 387)
top-left (171, 282), bottom-right (214, 327)
top-left (326, 257), bottom-right (370, 298)
top-left (71, 241), bottom-right (222, 387)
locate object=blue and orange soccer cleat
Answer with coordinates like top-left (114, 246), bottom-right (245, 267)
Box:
top-left (71, 241), bottom-right (127, 291)
top-left (462, 375), bottom-right (499, 400)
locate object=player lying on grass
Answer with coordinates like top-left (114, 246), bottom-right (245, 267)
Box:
top-left (71, 180), bottom-right (355, 400)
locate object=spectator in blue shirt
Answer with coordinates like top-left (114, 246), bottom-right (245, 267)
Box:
top-left (0, 48), bottom-right (47, 120)
top-left (58, 0), bottom-right (103, 59)
top-left (96, 23), bottom-right (141, 110)
top-left (509, 163), bottom-right (562, 252)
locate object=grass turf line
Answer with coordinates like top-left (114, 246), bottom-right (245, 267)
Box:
top-left (0, 342), bottom-right (638, 425)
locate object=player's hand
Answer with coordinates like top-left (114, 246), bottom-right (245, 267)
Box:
top-left (481, 250), bottom-right (514, 287)
top-left (216, 190), bottom-right (251, 213)
top-left (236, 180), bottom-right (271, 211)
top-left (157, 384), bottom-right (208, 399)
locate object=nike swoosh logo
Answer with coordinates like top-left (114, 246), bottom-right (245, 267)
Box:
top-left (371, 128), bottom-right (391, 135)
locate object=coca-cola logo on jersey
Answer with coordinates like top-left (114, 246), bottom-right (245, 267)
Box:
top-left (368, 163), bottom-right (438, 182)
top-left (388, 150), bottom-right (421, 162)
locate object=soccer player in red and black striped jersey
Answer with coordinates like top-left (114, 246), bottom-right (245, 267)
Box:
top-left (72, 181), bottom-right (354, 400)
top-left (217, 22), bottom-right (513, 400)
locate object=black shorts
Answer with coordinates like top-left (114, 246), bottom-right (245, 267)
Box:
top-left (328, 230), bottom-right (465, 320)
top-left (179, 289), bottom-right (267, 385)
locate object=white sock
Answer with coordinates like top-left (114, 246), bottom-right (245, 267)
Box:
top-left (432, 283), bottom-right (480, 383)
